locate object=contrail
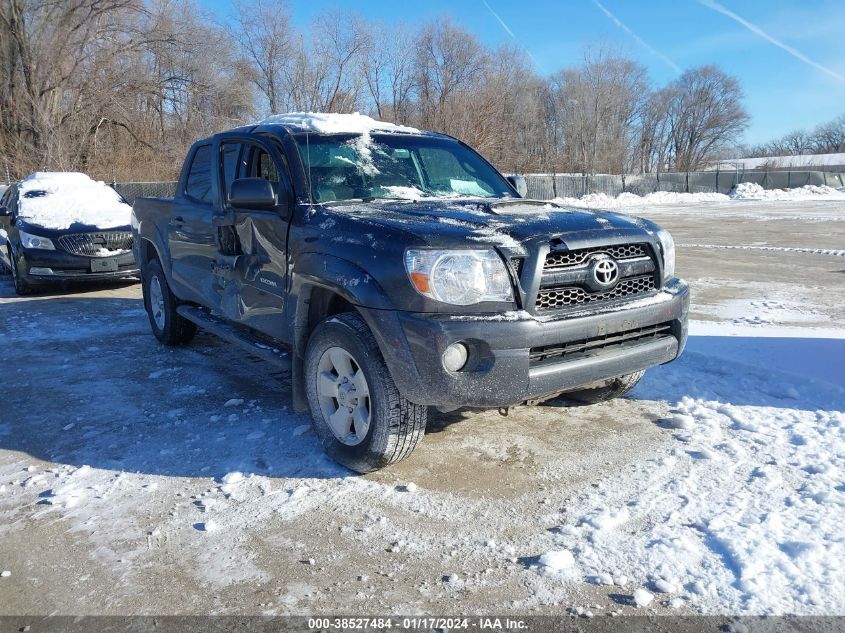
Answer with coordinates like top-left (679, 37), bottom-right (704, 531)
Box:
top-left (481, 0), bottom-right (515, 38)
top-left (592, 0), bottom-right (681, 73)
top-left (480, 0), bottom-right (540, 67)
top-left (699, 0), bottom-right (845, 82)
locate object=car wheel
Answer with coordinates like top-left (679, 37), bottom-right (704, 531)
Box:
top-left (563, 370), bottom-right (646, 404)
top-left (143, 258), bottom-right (197, 345)
top-left (304, 312), bottom-right (427, 473)
top-left (9, 246), bottom-right (33, 295)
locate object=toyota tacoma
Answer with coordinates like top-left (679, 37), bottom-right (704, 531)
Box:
top-left (131, 113), bottom-right (689, 472)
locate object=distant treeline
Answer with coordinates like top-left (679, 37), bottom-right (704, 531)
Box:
top-left (741, 114), bottom-right (845, 160)
top-left (2, 0), bottom-right (753, 181)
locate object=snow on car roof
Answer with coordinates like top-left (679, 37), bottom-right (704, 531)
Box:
top-left (18, 172), bottom-right (131, 230)
top-left (259, 112), bottom-right (421, 135)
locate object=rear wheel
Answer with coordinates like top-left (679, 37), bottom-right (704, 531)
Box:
top-left (9, 246), bottom-right (33, 295)
top-left (564, 370), bottom-right (645, 404)
top-left (142, 258), bottom-right (196, 345)
top-left (304, 312), bottom-right (427, 473)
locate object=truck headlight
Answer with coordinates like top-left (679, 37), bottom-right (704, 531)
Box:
top-left (657, 229), bottom-right (675, 282)
top-left (405, 248), bottom-right (514, 305)
top-left (19, 230), bottom-right (55, 250)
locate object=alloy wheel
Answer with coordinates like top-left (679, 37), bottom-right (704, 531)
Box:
top-left (315, 346), bottom-right (372, 446)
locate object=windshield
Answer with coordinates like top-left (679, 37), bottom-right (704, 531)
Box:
top-left (295, 133), bottom-right (514, 203)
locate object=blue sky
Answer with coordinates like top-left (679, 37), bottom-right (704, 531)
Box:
top-left (201, 0), bottom-right (845, 145)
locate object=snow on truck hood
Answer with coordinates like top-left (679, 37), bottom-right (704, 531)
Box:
top-left (259, 112), bottom-right (421, 135)
top-left (18, 172), bottom-right (131, 231)
top-left (323, 199), bottom-right (654, 249)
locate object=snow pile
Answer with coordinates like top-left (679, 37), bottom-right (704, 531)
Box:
top-left (633, 588), bottom-right (654, 607)
top-left (551, 182), bottom-right (845, 209)
top-left (260, 112), bottom-right (420, 135)
top-left (537, 324), bottom-right (845, 614)
top-left (729, 182), bottom-right (845, 200)
top-left (538, 549), bottom-right (578, 578)
top-left (17, 172), bottom-right (131, 230)
top-left (554, 191), bottom-right (730, 208)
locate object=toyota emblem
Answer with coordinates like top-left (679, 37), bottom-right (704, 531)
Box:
top-left (591, 257), bottom-right (619, 288)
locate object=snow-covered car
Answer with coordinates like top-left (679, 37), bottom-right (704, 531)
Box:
top-left (0, 172), bottom-right (139, 294)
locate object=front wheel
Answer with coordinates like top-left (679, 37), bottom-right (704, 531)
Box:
top-left (9, 246), bottom-right (33, 295)
top-left (563, 370), bottom-right (645, 404)
top-left (142, 259), bottom-right (196, 345)
top-left (304, 312), bottom-right (427, 473)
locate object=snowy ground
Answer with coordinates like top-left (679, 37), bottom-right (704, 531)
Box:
top-left (0, 200), bottom-right (843, 617)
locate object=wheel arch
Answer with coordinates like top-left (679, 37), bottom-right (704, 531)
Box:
top-left (288, 254), bottom-right (395, 413)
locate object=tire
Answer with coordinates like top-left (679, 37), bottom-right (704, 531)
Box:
top-left (142, 258), bottom-right (196, 345)
top-left (564, 370), bottom-right (646, 404)
top-left (9, 246), bottom-right (33, 295)
top-left (304, 312), bottom-right (427, 473)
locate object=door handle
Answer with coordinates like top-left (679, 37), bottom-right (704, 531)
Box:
top-left (172, 216), bottom-right (185, 228)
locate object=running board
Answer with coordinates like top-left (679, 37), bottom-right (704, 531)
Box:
top-left (176, 305), bottom-right (292, 371)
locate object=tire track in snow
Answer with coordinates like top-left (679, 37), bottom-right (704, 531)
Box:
top-left (679, 244), bottom-right (845, 257)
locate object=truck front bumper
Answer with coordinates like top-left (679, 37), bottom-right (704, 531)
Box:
top-left (19, 249), bottom-right (139, 282)
top-left (364, 279), bottom-right (689, 409)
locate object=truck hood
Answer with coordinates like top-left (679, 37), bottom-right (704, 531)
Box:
top-left (321, 198), bottom-right (656, 252)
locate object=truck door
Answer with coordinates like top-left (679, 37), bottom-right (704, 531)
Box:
top-left (168, 143), bottom-right (221, 308)
top-left (217, 139), bottom-right (292, 341)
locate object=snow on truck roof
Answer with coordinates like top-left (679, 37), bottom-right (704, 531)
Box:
top-left (17, 172), bottom-right (131, 230)
top-left (258, 112), bottom-right (421, 135)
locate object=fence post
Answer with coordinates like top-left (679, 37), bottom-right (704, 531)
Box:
top-left (685, 172), bottom-right (689, 193)
top-left (552, 171), bottom-right (557, 199)
top-left (715, 167), bottom-right (719, 193)
top-left (787, 168), bottom-right (791, 190)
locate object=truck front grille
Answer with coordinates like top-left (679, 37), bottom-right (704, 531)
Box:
top-left (529, 322), bottom-right (673, 364)
top-left (536, 275), bottom-right (655, 310)
top-left (544, 243), bottom-right (649, 270)
top-left (534, 243), bottom-right (657, 311)
top-left (57, 232), bottom-right (133, 257)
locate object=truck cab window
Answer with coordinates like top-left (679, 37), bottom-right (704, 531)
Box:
top-left (221, 143), bottom-right (242, 203)
top-left (185, 144), bottom-right (213, 203)
top-left (241, 146), bottom-right (284, 204)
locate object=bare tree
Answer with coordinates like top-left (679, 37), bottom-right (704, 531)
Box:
top-left (0, 3), bottom-right (756, 181)
top-left (360, 21), bottom-right (416, 123)
top-left (413, 18), bottom-right (487, 135)
top-left (810, 115), bottom-right (845, 154)
top-left (662, 66), bottom-right (749, 171)
top-left (550, 50), bottom-right (650, 174)
top-left (231, 0), bottom-right (294, 114)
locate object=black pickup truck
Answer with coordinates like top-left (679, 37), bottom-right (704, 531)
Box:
top-left (132, 113), bottom-right (688, 472)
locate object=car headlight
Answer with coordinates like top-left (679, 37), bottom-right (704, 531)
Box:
top-left (657, 229), bottom-right (675, 282)
top-left (405, 248), bottom-right (514, 305)
top-left (19, 230), bottom-right (55, 250)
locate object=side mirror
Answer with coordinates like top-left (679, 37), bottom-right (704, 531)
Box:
top-left (229, 178), bottom-right (276, 210)
top-left (506, 175), bottom-right (528, 198)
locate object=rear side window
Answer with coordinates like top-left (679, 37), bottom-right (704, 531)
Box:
top-left (185, 144), bottom-right (213, 203)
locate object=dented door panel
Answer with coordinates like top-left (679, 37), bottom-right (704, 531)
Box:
top-left (218, 210), bottom-right (288, 340)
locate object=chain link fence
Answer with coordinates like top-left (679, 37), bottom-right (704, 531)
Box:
top-left (519, 170), bottom-right (845, 200)
top-left (107, 170), bottom-right (845, 205)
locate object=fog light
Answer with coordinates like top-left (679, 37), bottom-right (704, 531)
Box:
top-left (29, 267), bottom-right (54, 275)
top-left (442, 342), bottom-right (468, 372)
